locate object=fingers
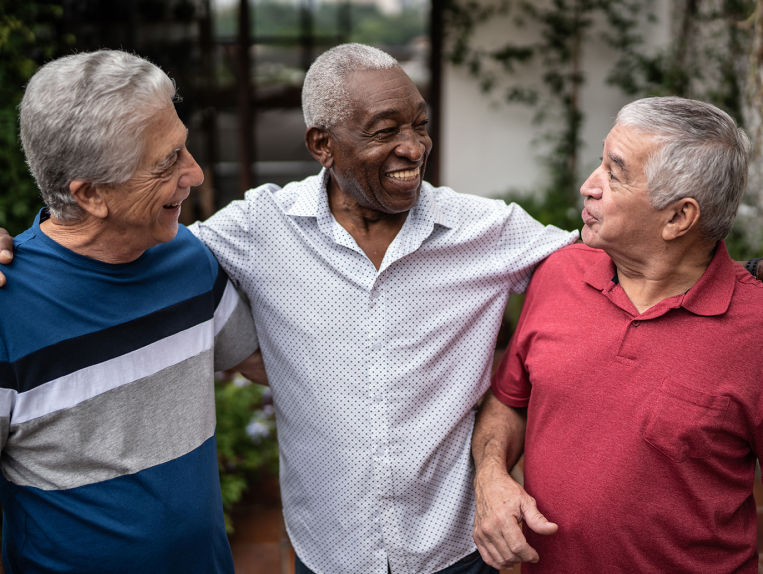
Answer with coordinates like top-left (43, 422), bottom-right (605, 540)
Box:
top-left (523, 504), bottom-right (559, 536)
top-left (475, 516), bottom-right (540, 568)
top-left (473, 473), bottom-right (556, 569)
top-left (0, 227), bottom-right (13, 263)
top-left (0, 228), bottom-right (14, 289)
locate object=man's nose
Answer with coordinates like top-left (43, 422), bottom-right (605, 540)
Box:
top-left (580, 168), bottom-right (603, 200)
top-left (179, 150), bottom-right (205, 189)
top-left (395, 128), bottom-right (428, 162)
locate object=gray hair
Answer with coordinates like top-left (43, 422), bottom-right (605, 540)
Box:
top-left (20, 50), bottom-right (177, 222)
top-left (302, 43), bottom-right (399, 129)
top-left (615, 96), bottom-right (750, 242)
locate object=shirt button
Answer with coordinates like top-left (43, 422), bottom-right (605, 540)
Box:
top-left (632, 321), bottom-right (640, 327)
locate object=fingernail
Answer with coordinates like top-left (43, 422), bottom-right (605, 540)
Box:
top-left (1, 250), bottom-right (10, 258)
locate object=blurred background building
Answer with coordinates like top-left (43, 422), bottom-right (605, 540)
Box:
top-left (4, 0), bottom-right (762, 261)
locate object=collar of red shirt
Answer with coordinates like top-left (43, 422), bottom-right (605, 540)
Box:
top-left (582, 240), bottom-right (734, 318)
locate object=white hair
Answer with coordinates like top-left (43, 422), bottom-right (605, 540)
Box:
top-left (20, 50), bottom-right (177, 222)
top-left (302, 43), bottom-right (399, 129)
top-left (616, 96), bottom-right (750, 242)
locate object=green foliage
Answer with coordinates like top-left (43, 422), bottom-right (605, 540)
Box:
top-left (215, 374), bottom-right (279, 533)
top-left (443, 0), bottom-right (654, 216)
top-left (0, 1), bottom-right (71, 235)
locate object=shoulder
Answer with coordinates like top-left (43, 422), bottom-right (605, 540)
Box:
top-left (152, 225), bottom-right (220, 281)
top-left (242, 181), bottom-right (284, 204)
top-left (422, 182), bottom-right (513, 222)
top-left (242, 173), bottom-right (323, 209)
top-left (533, 243), bottom-right (602, 280)
top-left (542, 242), bottom-right (602, 265)
top-left (730, 262), bottom-right (763, 310)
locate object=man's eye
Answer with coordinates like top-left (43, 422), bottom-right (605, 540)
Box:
top-left (374, 127), bottom-right (396, 137)
top-left (608, 170), bottom-right (617, 182)
top-left (158, 152), bottom-right (179, 173)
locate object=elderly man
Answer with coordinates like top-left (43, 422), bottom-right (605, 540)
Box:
top-left (472, 96), bottom-right (763, 573)
top-left (192, 43), bottom-right (579, 574)
top-left (0, 50), bottom-right (258, 573)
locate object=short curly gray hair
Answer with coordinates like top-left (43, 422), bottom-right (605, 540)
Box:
top-left (20, 50), bottom-right (177, 222)
top-left (616, 96), bottom-right (750, 242)
top-left (302, 43), bottom-right (399, 129)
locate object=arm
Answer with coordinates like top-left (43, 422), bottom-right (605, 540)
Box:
top-left (472, 391), bottom-right (557, 569)
top-left (745, 258), bottom-right (763, 281)
top-left (232, 349), bottom-right (269, 386)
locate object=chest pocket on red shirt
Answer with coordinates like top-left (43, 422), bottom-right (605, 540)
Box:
top-left (641, 380), bottom-right (730, 463)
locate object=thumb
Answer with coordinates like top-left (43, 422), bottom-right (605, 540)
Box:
top-left (522, 505), bottom-right (558, 536)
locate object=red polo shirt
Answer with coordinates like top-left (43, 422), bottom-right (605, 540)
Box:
top-left (493, 241), bottom-right (763, 573)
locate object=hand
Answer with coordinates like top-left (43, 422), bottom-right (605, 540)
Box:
top-left (0, 227), bottom-right (13, 287)
top-left (473, 465), bottom-right (558, 569)
top-left (233, 350), bottom-right (269, 386)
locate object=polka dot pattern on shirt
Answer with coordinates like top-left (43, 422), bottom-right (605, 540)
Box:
top-left (194, 170), bottom-right (577, 574)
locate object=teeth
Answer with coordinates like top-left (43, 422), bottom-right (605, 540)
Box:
top-left (164, 202), bottom-right (180, 208)
top-left (387, 168), bottom-right (420, 181)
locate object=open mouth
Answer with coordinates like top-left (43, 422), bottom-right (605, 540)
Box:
top-left (386, 167), bottom-right (420, 182)
top-left (163, 201), bottom-right (182, 209)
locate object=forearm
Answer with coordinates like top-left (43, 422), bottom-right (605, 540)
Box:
top-left (472, 391), bottom-right (526, 478)
top-left (471, 391), bottom-right (556, 568)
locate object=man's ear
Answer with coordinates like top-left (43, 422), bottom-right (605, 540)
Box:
top-left (662, 197), bottom-right (700, 241)
top-left (69, 180), bottom-right (108, 219)
top-left (305, 127), bottom-right (333, 168)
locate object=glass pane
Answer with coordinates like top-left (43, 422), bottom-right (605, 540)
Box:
top-left (252, 0), bottom-right (303, 40)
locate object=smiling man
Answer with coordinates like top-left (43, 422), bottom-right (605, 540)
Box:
top-left (192, 44), bottom-right (577, 574)
top-left (0, 50), bottom-right (258, 573)
top-left (471, 97), bottom-right (763, 573)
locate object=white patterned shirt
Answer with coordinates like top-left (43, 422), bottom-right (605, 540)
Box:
top-left (193, 170), bottom-right (577, 574)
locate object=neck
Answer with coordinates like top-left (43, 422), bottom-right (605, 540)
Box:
top-left (611, 239), bottom-right (715, 314)
top-left (40, 215), bottom-right (145, 264)
top-left (327, 184), bottom-right (408, 270)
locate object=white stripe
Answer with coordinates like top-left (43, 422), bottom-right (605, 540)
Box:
top-left (13, 321), bottom-right (215, 424)
top-left (214, 280), bottom-right (241, 336)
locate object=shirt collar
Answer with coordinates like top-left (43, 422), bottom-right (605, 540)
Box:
top-left (283, 168), bottom-right (454, 230)
top-left (680, 241), bottom-right (735, 316)
top-left (583, 241), bottom-right (735, 317)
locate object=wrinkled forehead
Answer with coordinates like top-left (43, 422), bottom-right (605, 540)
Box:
top-left (345, 67), bottom-right (426, 118)
top-left (606, 123), bottom-right (662, 163)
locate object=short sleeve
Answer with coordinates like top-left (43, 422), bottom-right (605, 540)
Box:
top-left (497, 202), bottom-right (578, 294)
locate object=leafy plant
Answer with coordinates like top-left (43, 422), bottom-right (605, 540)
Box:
top-left (0, 1), bottom-right (71, 235)
top-left (215, 373), bottom-right (279, 533)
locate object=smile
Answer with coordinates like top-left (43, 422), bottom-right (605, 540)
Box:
top-left (163, 201), bottom-right (182, 209)
top-left (386, 167), bottom-right (420, 182)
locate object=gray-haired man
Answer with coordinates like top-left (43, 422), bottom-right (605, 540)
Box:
top-left (190, 43), bottom-right (576, 574)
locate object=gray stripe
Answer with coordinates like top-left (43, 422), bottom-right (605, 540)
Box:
top-left (0, 416), bottom-right (8, 452)
top-left (214, 296), bottom-right (258, 371)
top-left (2, 350), bottom-right (216, 490)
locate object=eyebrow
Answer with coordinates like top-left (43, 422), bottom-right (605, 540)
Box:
top-left (607, 151), bottom-right (628, 176)
top-left (154, 129), bottom-right (189, 170)
top-left (367, 101), bottom-right (428, 125)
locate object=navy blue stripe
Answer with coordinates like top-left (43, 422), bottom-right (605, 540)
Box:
top-left (0, 361), bottom-right (16, 393)
top-left (212, 262), bottom-right (228, 307)
top-left (0, 274), bottom-right (225, 393)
